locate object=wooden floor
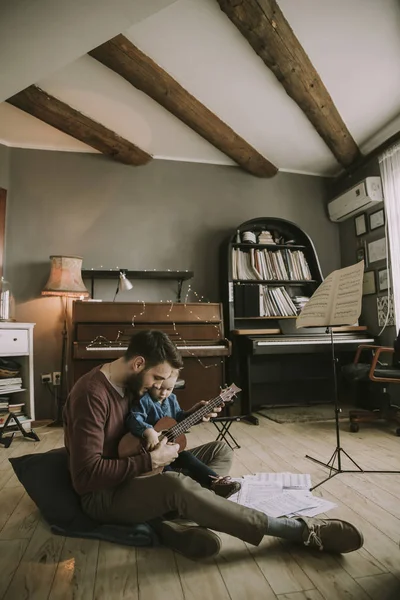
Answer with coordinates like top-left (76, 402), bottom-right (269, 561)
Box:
top-left (1, 416), bottom-right (400, 600)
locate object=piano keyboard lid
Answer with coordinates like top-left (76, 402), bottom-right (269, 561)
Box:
top-left (248, 320), bottom-right (374, 344)
top-left (83, 339), bottom-right (227, 350)
top-left (278, 321), bottom-right (369, 337)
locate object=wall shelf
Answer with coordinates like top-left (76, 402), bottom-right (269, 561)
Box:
top-left (82, 269), bottom-right (194, 302)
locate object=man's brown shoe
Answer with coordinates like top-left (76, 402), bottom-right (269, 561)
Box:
top-left (210, 476), bottom-right (242, 499)
top-left (158, 520), bottom-right (221, 560)
top-left (298, 517), bottom-right (364, 554)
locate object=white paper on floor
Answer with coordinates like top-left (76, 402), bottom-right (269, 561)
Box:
top-left (285, 491), bottom-right (337, 518)
top-left (239, 482), bottom-right (282, 508)
top-left (245, 472), bottom-right (312, 490)
top-left (228, 473), bottom-right (336, 518)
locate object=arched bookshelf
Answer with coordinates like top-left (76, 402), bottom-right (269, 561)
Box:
top-left (221, 217), bottom-right (324, 335)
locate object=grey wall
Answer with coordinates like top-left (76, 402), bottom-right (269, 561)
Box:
top-left (7, 149), bottom-right (338, 418)
top-left (0, 143), bottom-right (9, 189)
top-left (328, 158), bottom-right (394, 345)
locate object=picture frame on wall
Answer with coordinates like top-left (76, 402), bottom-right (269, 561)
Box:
top-left (377, 295), bottom-right (395, 326)
top-left (354, 213), bottom-right (367, 236)
top-left (369, 208), bottom-right (385, 231)
top-left (362, 270), bottom-right (376, 296)
top-left (367, 237), bottom-right (386, 263)
top-left (378, 268), bottom-right (389, 292)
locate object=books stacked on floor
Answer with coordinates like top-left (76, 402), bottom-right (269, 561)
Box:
top-left (232, 248), bottom-right (312, 281)
top-left (235, 284), bottom-right (299, 317)
top-left (0, 400), bottom-right (27, 426)
top-left (0, 377), bottom-right (23, 393)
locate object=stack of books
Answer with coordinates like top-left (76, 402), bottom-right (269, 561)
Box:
top-left (0, 400), bottom-right (26, 426)
top-left (0, 377), bottom-right (23, 393)
top-left (258, 230), bottom-right (275, 244)
top-left (0, 399), bottom-right (9, 423)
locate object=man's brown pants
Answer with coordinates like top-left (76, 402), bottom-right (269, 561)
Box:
top-left (81, 441), bottom-right (268, 546)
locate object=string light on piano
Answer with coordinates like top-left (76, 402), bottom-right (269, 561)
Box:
top-left (131, 297), bottom-right (225, 370)
top-left (183, 284), bottom-right (221, 339)
top-left (131, 301), bottom-right (146, 327)
top-left (85, 283), bottom-right (227, 370)
top-left (154, 288), bottom-right (226, 369)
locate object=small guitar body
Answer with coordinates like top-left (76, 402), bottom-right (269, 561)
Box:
top-left (118, 416), bottom-right (187, 462)
top-left (118, 383), bottom-right (241, 476)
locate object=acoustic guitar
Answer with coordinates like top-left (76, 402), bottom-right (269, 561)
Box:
top-left (118, 383), bottom-right (241, 476)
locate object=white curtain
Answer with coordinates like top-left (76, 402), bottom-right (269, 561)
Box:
top-left (379, 143), bottom-right (400, 332)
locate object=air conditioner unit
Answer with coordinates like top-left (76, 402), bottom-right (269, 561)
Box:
top-left (328, 176), bottom-right (383, 223)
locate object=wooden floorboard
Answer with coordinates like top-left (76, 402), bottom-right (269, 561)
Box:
top-left (0, 420), bottom-right (399, 599)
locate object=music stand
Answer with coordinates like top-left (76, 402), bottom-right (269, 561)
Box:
top-left (306, 326), bottom-right (400, 491)
top-left (298, 261), bottom-right (400, 491)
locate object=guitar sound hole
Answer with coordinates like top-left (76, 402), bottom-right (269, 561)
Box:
top-left (162, 430), bottom-right (176, 443)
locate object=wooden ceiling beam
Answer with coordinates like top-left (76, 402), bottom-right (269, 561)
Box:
top-left (217, 0), bottom-right (361, 168)
top-left (7, 85), bottom-right (152, 166)
top-left (89, 35), bottom-right (277, 177)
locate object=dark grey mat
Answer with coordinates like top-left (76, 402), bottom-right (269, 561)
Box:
top-left (258, 404), bottom-right (356, 424)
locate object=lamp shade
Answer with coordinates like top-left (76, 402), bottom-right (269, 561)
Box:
top-left (119, 271), bottom-right (133, 292)
top-left (42, 255), bottom-right (90, 298)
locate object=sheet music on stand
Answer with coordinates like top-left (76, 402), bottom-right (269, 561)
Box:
top-left (296, 261), bottom-right (364, 329)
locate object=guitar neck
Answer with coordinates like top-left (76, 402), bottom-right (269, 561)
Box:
top-left (169, 394), bottom-right (225, 438)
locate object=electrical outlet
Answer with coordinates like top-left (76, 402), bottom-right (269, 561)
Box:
top-left (53, 372), bottom-right (61, 386)
top-left (41, 373), bottom-right (52, 384)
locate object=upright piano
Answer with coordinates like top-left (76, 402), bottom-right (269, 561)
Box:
top-left (72, 301), bottom-right (231, 410)
top-left (233, 322), bottom-right (375, 424)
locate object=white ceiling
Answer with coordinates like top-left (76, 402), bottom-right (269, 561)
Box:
top-left (1, 0), bottom-right (400, 176)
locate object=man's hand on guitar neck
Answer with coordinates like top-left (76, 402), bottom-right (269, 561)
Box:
top-left (188, 400), bottom-right (224, 422)
top-left (150, 437), bottom-right (179, 470)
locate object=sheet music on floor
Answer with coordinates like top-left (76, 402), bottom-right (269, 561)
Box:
top-left (245, 472), bottom-right (312, 490)
top-left (229, 473), bottom-right (336, 518)
top-left (285, 492), bottom-right (337, 518)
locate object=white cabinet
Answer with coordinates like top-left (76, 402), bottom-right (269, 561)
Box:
top-left (0, 322), bottom-right (35, 430)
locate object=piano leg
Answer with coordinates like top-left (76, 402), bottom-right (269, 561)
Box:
top-left (237, 354), bottom-right (259, 425)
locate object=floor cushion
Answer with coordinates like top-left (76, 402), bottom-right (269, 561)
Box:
top-left (9, 446), bottom-right (158, 547)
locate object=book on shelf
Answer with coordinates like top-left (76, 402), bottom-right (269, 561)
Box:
top-left (0, 413), bottom-right (28, 426)
top-left (235, 284), bottom-right (310, 318)
top-left (238, 229), bottom-right (293, 245)
top-left (0, 377), bottom-right (23, 392)
top-left (232, 248), bottom-right (312, 281)
top-left (0, 377), bottom-right (22, 384)
top-left (258, 230), bottom-right (275, 244)
top-left (0, 399), bottom-right (25, 421)
top-left (8, 402), bottom-right (24, 414)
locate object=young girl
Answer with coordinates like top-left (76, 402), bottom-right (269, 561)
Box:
top-left (126, 370), bottom-right (241, 499)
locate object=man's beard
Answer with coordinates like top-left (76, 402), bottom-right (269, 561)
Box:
top-left (125, 370), bottom-right (147, 399)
